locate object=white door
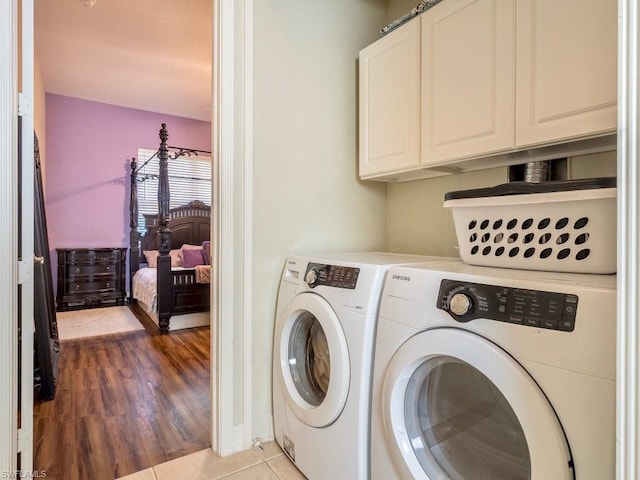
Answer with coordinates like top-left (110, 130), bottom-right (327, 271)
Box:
top-left (515, 0), bottom-right (617, 147)
top-left (358, 18), bottom-right (421, 179)
top-left (382, 328), bottom-right (572, 480)
top-left (275, 292), bottom-right (350, 428)
top-left (422, 0), bottom-right (515, 164)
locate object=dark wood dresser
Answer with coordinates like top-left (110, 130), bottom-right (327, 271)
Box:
top-left (56, 248), bottom-right (127, 311)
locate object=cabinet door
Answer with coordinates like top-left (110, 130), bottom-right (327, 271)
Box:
top-left (516, 0), bottom-right (617, 147)
top-left (422, 0), bottom-right (515, 164)
top-left (359, 19), bottom-right (421, 178)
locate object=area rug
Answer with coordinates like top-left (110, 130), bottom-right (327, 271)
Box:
top-left (56, 306), bottom-right (144, 340)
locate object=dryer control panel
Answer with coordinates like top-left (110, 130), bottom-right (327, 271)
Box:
top-left (305, 263), bottom-right (360, 289)
top-left (437, 279), bottom-right (578, 332)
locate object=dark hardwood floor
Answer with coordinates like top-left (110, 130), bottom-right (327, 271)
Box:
top-left (33, 310), bottom-right (211, 480)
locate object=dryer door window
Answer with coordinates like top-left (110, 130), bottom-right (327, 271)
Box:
top-left (404, 356), bottom-right (530, 480)
top-left (276, 292), bottom-right (350, 428)
top-left (288, 311), bottom-right (330, 406)
top-left (382, 328), bottom-right (573, 480)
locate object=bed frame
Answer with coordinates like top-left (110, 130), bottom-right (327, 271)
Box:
top-left (129, 123), bottom-right (211, 334)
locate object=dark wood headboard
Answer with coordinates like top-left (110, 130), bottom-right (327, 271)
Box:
top-left (138, 200), bottom-right (211, 265)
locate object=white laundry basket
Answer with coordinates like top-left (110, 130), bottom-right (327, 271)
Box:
top-left (444, 178), bottom-right (617, 274)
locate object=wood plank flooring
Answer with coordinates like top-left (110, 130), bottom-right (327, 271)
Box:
top-left (33, 312), bottom-right (211, 480)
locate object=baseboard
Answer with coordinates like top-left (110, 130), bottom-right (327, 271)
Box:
top-left (232, 424), bottom-right (245, 452)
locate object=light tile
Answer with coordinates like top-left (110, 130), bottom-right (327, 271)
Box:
top-left (267, 455), bottom-right (306, 480)
top-left (153, 447), bottom-right (263, 480)
top-left (254, 441), bottom-right (283, 461)
top-left (222, 463), bottom-right (279, 480)
top-left (116, 468), bottom-right (157, 480)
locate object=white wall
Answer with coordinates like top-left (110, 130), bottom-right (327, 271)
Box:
top-left (251, 0), bottom-right (388, 439)
top-left (387, 167), bottom-right (508, 256)
top-left (387, 0), bottom-right (425, 22)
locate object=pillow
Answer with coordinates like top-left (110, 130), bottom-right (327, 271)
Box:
top-left (202, 241), bottom-right (211, 265)
top-left (143, 249), bottom-right (182, 268)
top-left (143, 250), bottom-right (159, 268)
top-left (169, 249), bottom-right (183, 267)
top-left (180, 243), bottom-right (202, 261)
top-left (182, 248), bottom-right (206, 268)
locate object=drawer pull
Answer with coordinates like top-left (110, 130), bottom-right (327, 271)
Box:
top-left (75, 284), bottom-right (80, 290)
top-left (75, 267), bottom-right (80, 273)
top-left (106, 266), bottom-right (111, 272)
top-left (106, 283), bottom-right (110, 288)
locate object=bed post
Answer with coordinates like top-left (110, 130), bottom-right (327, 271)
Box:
top-left (129, 157), bottom-right (140, 302)
top-left (156, 123), bottom-right (172, 334)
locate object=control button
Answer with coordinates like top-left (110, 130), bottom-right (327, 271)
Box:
top-left (563, 295), bottom-right (578, 317)
top-left (565, 294), bottom-right (578, 304)
top-left (525, 317), bottom-right (540, 327)
top-left (507, 315), bottom-right (524, 324)
top-left (563, 303), bottom-right (577, 317)
top-left (449, 292), bottom-right (473, 317)
top-left (540, 318), bottom-right (558, 330)
top-left (558, 318), bottom-right (576, 332)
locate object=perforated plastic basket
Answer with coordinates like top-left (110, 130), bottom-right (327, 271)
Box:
top-left (444, 178), bottom-right (617, 274)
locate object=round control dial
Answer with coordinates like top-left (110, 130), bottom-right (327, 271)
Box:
top-left (306, 266), bottom-right (329, 287)
top-left (449, 292), bottom-right (473, 317)
top-left (305, 269), bottom-right (319, 286)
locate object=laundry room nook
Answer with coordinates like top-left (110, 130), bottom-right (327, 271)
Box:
top-left (268, 0), bottom-right (622, 478)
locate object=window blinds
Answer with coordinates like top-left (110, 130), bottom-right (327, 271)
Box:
top-left (136, 147), bottom-right (212, 234)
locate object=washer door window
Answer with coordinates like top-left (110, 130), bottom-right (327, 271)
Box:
top-left (276, 292), bottom-right (349, 428)
top-left (405, 356), bottom-right (530, 479)
top-left (288, 311), bottom-right (331, 406)
top-left (383, 328), bottom-right (573, 480)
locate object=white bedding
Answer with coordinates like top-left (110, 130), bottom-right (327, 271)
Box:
top-left (132, 267), bottom-right (159, 312)
top-left (132, 267), bottom-right (210, 331)
top-left (133, 267), bottom-right (193, 313)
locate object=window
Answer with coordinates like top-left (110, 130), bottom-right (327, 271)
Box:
top-left (135, 147), bottom-right (212, 234)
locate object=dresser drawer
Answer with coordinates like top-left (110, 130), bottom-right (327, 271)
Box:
top-left (64, 249), bottom-right (123, 264)
top-left (66, 279), bottom-right (116, 294)
top-left (68, 264), bottom-right (117, 275)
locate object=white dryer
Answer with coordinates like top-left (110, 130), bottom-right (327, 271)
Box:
top-left (273, 252), bottom-right (440, 480)
top-left (371, 259), bottom-right (616, 480)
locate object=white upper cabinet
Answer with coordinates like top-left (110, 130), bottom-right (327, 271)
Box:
top-left (358, 0), bottom-right (617, 181)
top-left (422, 0), bottom-right (515, 164)
top-left (515, 0), bottom-right (617, 147)
top-left (359, 19), bottom-right (421, 178)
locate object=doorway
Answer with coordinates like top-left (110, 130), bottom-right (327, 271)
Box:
top-left (24, 0), bottom-right (244, 476)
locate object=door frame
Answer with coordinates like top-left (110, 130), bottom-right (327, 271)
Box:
top-left (213, 0), bottom-right (255, 455)
top-left (0, 0), bottom-right (20, 473)
top-left (0, 0), bottom-right (35, 474)
top-left (616, 1), bottom-right (640, 478)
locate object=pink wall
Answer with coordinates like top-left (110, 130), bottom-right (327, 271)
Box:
top-left (45, 94), bottom-right (211, 291)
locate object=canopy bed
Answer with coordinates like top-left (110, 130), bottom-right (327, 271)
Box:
top-left (129, 123), bottom-right (211, 334)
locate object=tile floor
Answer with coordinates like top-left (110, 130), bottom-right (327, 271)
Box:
top-left (117, 441), bottom-right (306, 480)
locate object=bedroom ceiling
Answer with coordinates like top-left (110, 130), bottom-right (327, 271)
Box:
top-left (35, 0), bottom-right (212, 122)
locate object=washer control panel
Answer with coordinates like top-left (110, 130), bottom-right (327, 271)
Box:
top-left (437, 279), bottom-right (578, 332)
top-left (305, 263), bottom-right (360, 289)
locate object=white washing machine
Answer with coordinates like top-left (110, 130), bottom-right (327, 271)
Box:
top-left (272, 252), bottom-right (442, 480)
top-left (371, 259), bottom-right (616, 480)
